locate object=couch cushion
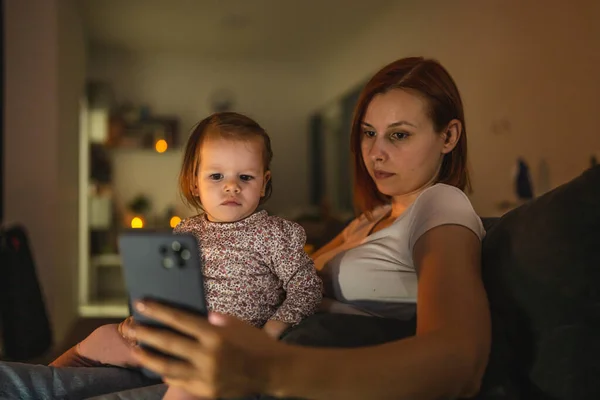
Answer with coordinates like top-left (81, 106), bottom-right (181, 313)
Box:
top-left (480, 165), bottom-right (600, 399)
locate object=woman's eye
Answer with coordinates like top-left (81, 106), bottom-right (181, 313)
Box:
top-left (391, 132), bottom-right (409, 140)
top-left (240, 175), bottom-right (254, 182)
top-left (209, 173), bottom-right (223, 180)
top-left (363, 130), bottom-right (376, 138)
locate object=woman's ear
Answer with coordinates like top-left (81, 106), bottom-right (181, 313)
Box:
top-left (441, 119), bottom-right (462, 154)
top-left (261, 171), bottom-right (271, 196)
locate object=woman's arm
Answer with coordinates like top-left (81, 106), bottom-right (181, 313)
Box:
top-left (270, 224), bottom-right (491, 399)
top-left (127, 224), bottom-right (490, 400)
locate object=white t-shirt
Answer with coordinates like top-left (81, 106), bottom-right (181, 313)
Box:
top-left (315, 184), bottom-right (485, 320)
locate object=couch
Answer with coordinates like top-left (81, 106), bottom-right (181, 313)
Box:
top-left (476, 164), bottom-right (600, 400)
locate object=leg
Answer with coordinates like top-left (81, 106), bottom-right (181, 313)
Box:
top-left (51, 322), bottom-right (138, 368)
top-left (0, 361), bottom-right (159, 399)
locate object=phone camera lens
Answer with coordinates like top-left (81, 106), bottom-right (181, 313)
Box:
top-left (159, 245), bottom-right (168, 255)
top-left (162, 257), bottom-right (175, 269)
top-left (171, 241), bottom-right (182, 252)
top-left (180, 249), bottom-right (191, 260)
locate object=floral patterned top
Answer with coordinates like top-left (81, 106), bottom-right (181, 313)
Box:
top-left (174, 210), bottom-right (322, 327)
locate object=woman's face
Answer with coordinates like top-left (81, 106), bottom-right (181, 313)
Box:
top-left (360, 88), bottom-right (457, 199)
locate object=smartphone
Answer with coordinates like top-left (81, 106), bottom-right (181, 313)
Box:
top-left (118, 231), bottom-right (208, 378)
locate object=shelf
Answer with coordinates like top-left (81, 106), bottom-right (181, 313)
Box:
top-left (91, 253), bottom-right (122, 268)
top-left (79, 298), bottom-right (129, 318)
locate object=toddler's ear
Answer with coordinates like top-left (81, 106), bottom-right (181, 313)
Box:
top-left (261, 171), bottom-right (271, 196)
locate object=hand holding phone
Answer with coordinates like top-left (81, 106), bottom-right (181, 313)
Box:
top-left (118, 231), bottom-right (208, 377)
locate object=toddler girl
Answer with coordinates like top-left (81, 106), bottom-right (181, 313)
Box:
top-left (51, 112), bottom-right (323, 399)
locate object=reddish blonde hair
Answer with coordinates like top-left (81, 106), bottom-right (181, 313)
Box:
top-left (179, 112), bottom-right (273, 210)
top-left (351, 57), bottom-right (471, 216)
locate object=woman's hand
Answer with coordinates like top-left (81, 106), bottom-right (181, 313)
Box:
top-left (126, 301), bottom-right (292, 398)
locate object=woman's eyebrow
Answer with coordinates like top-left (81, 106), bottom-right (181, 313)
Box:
top-left (361, 120), bottom-right (417, 128)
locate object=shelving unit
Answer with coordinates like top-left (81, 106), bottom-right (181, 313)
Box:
top-left (78, 95), bottom-right (128, 317)
top-left (90, 253), bottom-right (122, 268)
top-left (79, 297), bottom-right (130, 318)
top-left (77, 84), bottom-right (183, 318)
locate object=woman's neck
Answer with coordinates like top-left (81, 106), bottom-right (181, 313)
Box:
top-left (389, 196), bottom-right (418, 218)
top-left (389, 183), bottom-right (436, 218)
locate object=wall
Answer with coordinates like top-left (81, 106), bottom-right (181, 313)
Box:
top-left (4, 0), bottom-right (86, 347)
top-left (56, 0), bottom-right (87, 339)
top-left (313, 0), bottom-right (600, 216)
top-left (88, 49), bottom-right (321, 217)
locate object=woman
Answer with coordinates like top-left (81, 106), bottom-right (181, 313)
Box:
top-left (125, 56), bottom-right (491, 400)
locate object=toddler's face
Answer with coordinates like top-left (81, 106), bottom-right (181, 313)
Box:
top-left (196, 138), bottom-right (270, 223)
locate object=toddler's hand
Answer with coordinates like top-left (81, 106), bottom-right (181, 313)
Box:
top-left (263, 319), bottom-right (290, 339)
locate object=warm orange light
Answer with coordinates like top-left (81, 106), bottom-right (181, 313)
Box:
top-left (131, 216), bottom-right (144, 229)
top-left (170, 216), bottom-right (182, 228)
top-left (155, 139), bottom-right (168, 153)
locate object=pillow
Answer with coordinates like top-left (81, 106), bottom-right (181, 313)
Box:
top-left (480, 165), bottom-right (600, 400)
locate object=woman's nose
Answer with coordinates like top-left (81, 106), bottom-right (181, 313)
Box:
top-left (369, 139), bottom-right (387, 162)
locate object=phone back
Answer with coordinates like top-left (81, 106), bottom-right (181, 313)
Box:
top-left (118, 231), bottom-right (208, 329)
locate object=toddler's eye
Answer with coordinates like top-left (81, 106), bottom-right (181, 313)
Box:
top-left (209, 173), bottom-right (223, 180)
top-left (240, 175), bottom-right (254, 182)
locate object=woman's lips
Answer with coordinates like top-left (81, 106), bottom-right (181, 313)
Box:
top-left (373, 170), bottom-right (395, 180)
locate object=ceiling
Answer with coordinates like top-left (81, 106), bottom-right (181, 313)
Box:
top-left (80, 0), bottom-right (396, 61)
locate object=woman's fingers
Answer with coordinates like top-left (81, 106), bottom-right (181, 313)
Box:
top-left (132, 323), bottom-right (200, 361)
top-left (208, 311), bottom-right (245, 328)
top-left (163, 377), bottom-right (185, 387)
top-left (134, 300), bottom-right (212, 338)
top-left (164, 378), bottom-right (215, 398)
top-left (131, 346), bottom-right (194, 380)
top-left (129, 308), bottom-right (288, 398)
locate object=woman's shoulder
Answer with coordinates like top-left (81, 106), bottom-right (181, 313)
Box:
top-left (407, 184), bottom-right (484, 247)
top-left (412, 183), bottom-right (474, 212)
top-left (421, 182), bottom-right (470, 198)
